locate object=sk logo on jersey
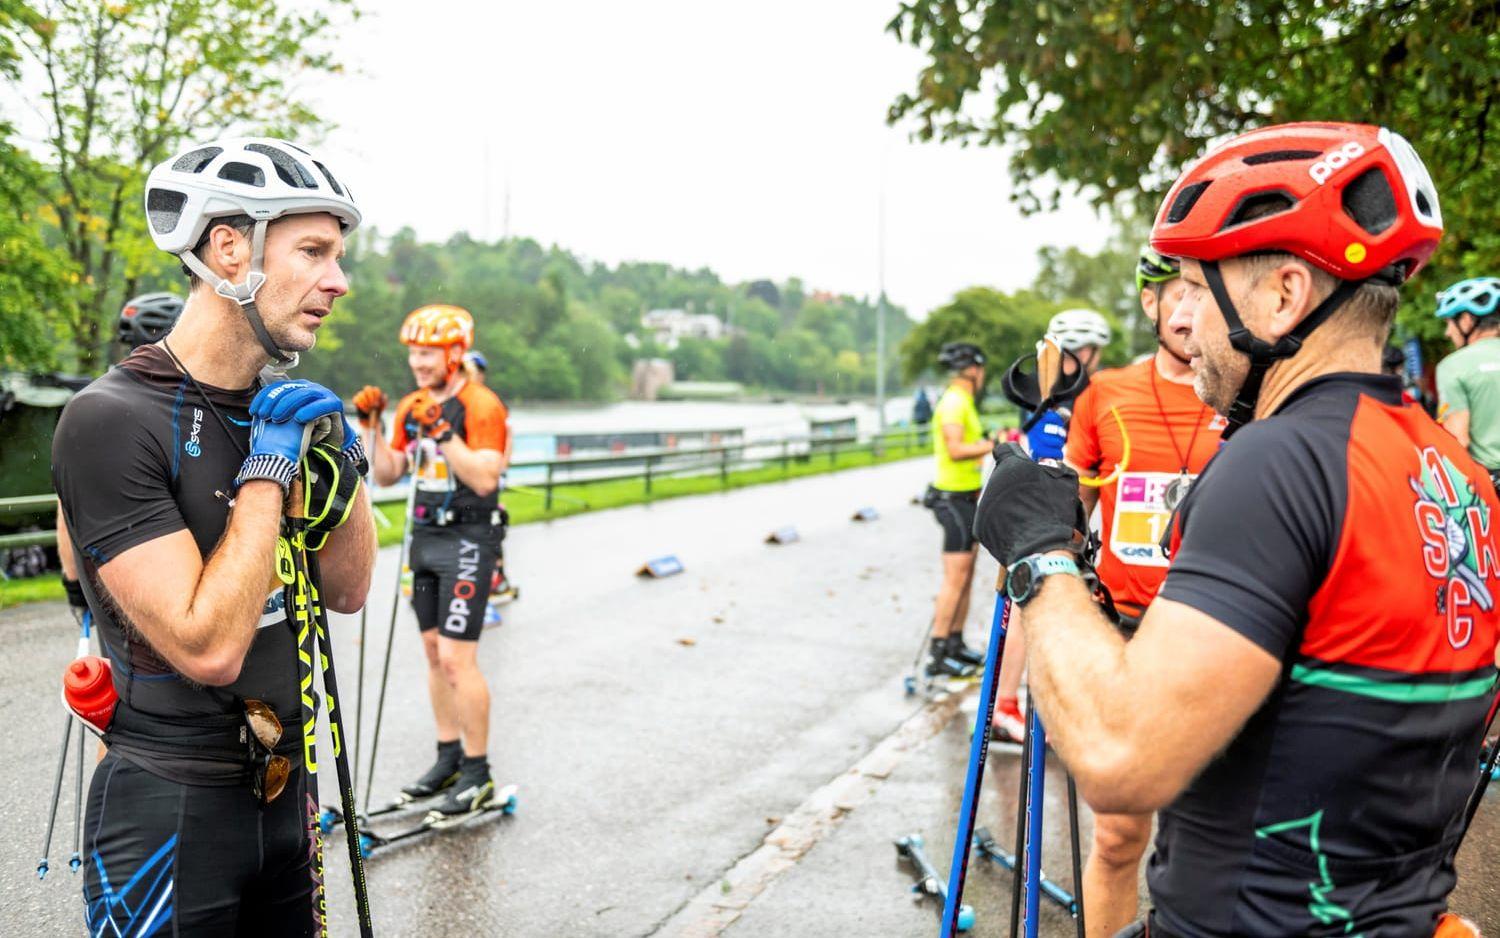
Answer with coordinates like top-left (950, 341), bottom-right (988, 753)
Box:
top-left (1411, 446), bottom-right (1498, 649)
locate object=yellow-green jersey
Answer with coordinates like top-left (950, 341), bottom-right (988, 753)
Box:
top-left (932, 384), bottom-right (984, 491)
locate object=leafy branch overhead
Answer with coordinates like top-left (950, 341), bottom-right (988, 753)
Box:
top-left (5, 0), bottom-right (355, 370)
top-left (887, 0), bottom-right (1500, 342)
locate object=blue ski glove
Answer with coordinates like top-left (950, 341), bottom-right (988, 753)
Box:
top-left (249, 380), bottom-right (367, 473)
top-left (1023, 409), bottom-right (1069, 462)
top-left (236, 415), bottom-right (315, 492)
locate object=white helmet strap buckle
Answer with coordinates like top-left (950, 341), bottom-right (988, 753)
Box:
top-left (176, 220), bottom-right (294, 366)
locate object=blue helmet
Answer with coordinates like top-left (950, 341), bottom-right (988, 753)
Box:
top-left (1436, 277), bottom-right (1500, 320)
top-left (464, 350), bottom-right (489, 372)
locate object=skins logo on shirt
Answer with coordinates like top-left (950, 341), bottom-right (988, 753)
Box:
top-left (184, 407), bottom-right (204, 457)
top-left (1411, 446), bottom-right (1498, 649)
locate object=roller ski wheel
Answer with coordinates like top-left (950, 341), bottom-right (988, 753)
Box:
top-left (359, 785), bottom-right (519, 857)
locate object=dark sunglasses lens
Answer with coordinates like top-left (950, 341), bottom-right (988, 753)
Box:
top-left (263, 756), bottom-right (291, 804)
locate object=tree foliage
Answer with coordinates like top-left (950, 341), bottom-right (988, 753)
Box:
top-left (887, 0), bottom-right (1500, 344)
top-left (0, 1), bottom-right (78, 369)
top-left (10, 0), bottom-right (355, 370)
top-left (289, 231), bottom-right (914, 403)
top-left (899, 287), bottom-right (1067, 383)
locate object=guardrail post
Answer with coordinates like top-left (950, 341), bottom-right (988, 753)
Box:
top-left (782, 439), bottom-right (790, 478)
top-left (545, 463), bottom-right (555, 511)
top-left (645, 455), bottom-right (654, 499)
top-left (720, 447), bottom-right (729, 489)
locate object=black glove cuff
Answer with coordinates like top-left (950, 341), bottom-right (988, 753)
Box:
top-left (63, 576), bottom-right (88, 610)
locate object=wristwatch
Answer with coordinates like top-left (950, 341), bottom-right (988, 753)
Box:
top-left (1005, 554), bottom-right (1084, 606)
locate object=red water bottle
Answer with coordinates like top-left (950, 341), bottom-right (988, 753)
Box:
top-left (64, 655), bottom-right (117, 734)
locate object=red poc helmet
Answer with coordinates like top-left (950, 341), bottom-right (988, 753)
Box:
top-left (1150, 122), bottom-right (1443, 283)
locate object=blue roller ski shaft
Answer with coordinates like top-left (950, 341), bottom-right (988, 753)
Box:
top-left (1022, 707), bottom-right (1048, 938)
top-left (973, 833), bottom-right (1076, 913)
top-left (939, 595), bottom-right (1011, 938)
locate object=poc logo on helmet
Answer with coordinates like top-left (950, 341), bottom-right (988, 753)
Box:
top-left (1308, 141), bottom-right (1366, 185)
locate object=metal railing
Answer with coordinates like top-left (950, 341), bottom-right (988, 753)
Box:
top-left (0, 426), bottom-right (932, 551)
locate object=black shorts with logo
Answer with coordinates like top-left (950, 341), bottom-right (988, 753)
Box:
top-left (928, 488), bottom-right (980, 553)
top-left (409, 523), bottom-right (500, 641)
top-left (84, 750), bottom-right (320, 937)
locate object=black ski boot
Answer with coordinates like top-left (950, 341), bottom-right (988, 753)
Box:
top-left (925, 637), bottom-right (977, 680)
top-left (946, 634), bottom-right (985, 668)
top-left (399, 740), bottom-right (462, 804)
top-left (427, 756), bottom-right (495, 826)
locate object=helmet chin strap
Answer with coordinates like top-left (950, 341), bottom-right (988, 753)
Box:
top-left (1201, 260), bottom-right (1363, 440)
top-left (177, 219), bottom-right (297, 367)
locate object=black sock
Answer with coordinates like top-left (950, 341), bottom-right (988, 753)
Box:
top-left (436, 739), bottom-right (462, 767)
top-left (460, 754), bottom-right (489, 778)
top-left (931, 636), bottom-right (948, 659)
top-left (946, 633), bottom-right (968, 654)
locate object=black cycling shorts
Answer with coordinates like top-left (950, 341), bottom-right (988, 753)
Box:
top-left (410, 524), bottom-right (500, 642)
top-left (83, 750), bottom-right (320, 937)
top-left (930, 490), bottom-right (980, 553)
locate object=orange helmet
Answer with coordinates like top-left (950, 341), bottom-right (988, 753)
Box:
top-left (400, 305), bottom-right (474, 350)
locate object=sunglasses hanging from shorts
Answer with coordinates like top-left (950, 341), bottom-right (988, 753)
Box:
top-left (242, 697), bottom-right (291, 804)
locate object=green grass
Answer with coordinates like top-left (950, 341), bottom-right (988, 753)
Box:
top-left (373, 436), bottom-right (931, 547)
top-left (0, 573), bottom-right (65, 610)
top-left (2, 435), bottom-right (933, 607)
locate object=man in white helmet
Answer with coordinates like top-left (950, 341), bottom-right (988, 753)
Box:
top-left (52, 138), bottom-right (377, 936)
top-left (994, 309), bottom-right (1114, 743)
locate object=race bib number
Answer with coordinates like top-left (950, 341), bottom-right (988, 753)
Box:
top-left (1109, 472), bottom-right (1189, 568)
top-left (412, 439), bottom-right (452, 494)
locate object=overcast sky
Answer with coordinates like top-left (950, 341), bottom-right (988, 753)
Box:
top-left (301, 1), bottom-right (1112, 318)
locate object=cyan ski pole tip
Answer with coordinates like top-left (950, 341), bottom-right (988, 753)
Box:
top-left (637, 555), bottom-right (684, 578)
top-left (851, 506), bottom-right (879, 521)
top-left (765, 526), bottom-right (800, 544)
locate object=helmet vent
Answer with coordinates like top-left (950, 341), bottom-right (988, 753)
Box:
top-left (217, 161), bottom-right (265, 187)
top-left (1224, 191), bottom-right (1293, 228)
top-left (1341, 167), bottom-right (1398, 235)
top-left (1166, 181), bottom-right (1210, 224)
top-left (146, 188), bottom-right (186, 235)
top-left (172, 146), bottom-right (222, 173)
top-left (1415, 189), bottom-right (1434, 217)
top-left (1241, 149), bottom-right (1319, 165)
top-left (246, 143), bottom-right (317, 188)
top-left (313, 161), bottom-right (344, 196)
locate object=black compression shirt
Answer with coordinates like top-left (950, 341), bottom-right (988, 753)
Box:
top-left (52, 346), bottom-right (303, 784)
top-left (1153, 374), bottom-right (1500, 936)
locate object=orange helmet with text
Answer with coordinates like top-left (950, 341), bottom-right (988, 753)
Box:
top-left (400, 305), bottom-right (474, 350)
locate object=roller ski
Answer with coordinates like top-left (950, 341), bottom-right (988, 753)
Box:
top-left (489, 568), bottom-right (520, 605)
top-left (894, 834), bottom-right (975, 931)
top-left (973, 827), bottom-right (1078, 916)
top-left (319, 740), bottom-right (462, 834)
top-left (354, 784), bottom-right (519, 858)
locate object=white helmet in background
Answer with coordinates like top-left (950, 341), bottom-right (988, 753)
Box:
top-left (144, 137), bottom-right (362, 364)
top-left (1047, 308), bottom-right (1112, 351)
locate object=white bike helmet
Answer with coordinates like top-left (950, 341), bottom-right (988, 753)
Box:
top-left (144, 137), bottom-right (362, 364)
top-left (1047, 308), bottom-right (1112, 351)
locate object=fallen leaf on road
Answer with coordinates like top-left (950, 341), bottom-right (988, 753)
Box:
top-left (677, 637), bottom-right (697, 647)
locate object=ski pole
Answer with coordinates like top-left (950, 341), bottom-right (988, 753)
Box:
top-left (508, 482), bottom-right (588, 509)
top-left (304, 549), bottom-right (376, 936)
top-left (1009, 723), bottom-right (1030, 937)
top-left (1021, 708), bottom-right (1048, 938)
top-left (37, 713), bottom-right (73, 879)
top-left (939, 593), bottom-right (1011, 937)
top-left (70, 610), bottom-right (91, 874)
top-left (1456, 684), bottom-right (1500, 849)
top-left (363, 446), bottom-right (424, 812)
top-left (1066, 775), bottom-right (1086, 938)
top-left (354, 424), bottom-right (376, 776)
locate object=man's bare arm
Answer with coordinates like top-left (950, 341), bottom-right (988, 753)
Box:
top-left (1019, 566), bottom-right (1281, 814)
top-left (368, 421), bottom-right (408, 487)
top-left (314, 482), bottom-right (377, 614)
top-left (942, 421), bottom-right (992, 462)
top-left (96, 482), bottom-right (285, 686)
top-left (440, 438), bottom-right (503, 497)
top-left (1443, 409), bottom-right (1472, 450)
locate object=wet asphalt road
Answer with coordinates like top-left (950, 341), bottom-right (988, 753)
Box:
top-left (2, 457), bottom-right (1497, 936)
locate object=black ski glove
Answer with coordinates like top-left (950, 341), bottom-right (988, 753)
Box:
top-left (973, 443), bottom-right (1088, 567)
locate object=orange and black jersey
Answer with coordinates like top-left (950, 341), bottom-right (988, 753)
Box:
top-left (1153, 374), bottom-right (1500, 937)
top-left (391, 381), bottom-right (508, 518)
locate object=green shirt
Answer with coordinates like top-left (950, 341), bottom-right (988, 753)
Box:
top-left (1437, 337), bottom-right (1500, 468)
top-left (932, 384), bottom-right (984, 491)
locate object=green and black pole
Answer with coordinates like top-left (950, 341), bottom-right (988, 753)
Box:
top-left (286, 475), bottom-right (375, 937)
